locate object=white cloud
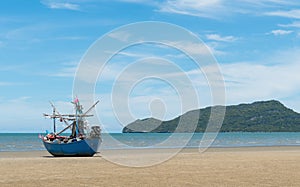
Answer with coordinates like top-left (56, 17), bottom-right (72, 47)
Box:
top-left (0, 97), bottom-right (76, 132)
top-left (265, 9), bottom-right (300, 19)
top-left (0, 82), bottom-right (13, 86)
top-left (53, 67), bottom-right (77, 77)
top-left (222, 62), bottom-right (300, 103)
top-left (117, 0), bottom-right (159, 6)
top-left (164, 41), bottom-right (218, 56)
top-left (107, 31), bottom-right (132, 42)
top-left (5, 24), bottom-right (56, 43)
top-left (239, 0), bottom-right (298, 7)
top-left (158, 0), bottom-right (225, 19)
top-left (206, 34), bottom-right (237, 42)
top-left (220, 49), bottom-right (300, 112)
top-left (0, 65), bottom-right (24, 72)
top-left (0, 82), bottom-right (29, 86)
top-left (66, 43), bottom-right (300, 116)
top-left (41, 1), bottom-right (80, 11)
top-left (117, 51), bottom-right (149, 58)
top-left (53, 36), bottom-right (87, 41)
top-left (73, 39), bottom-right (223, 85)
top-left (270, 29), bottom-right (293, 35)
top-left (76, 47), bottom-right (300, 132)
top-left (95, 57), bottom-right (202, 119)
top-left (278, 21), bottom-right (300, 28)
top-left (157, 0), bottom-right (300, 19)
top-left (45, 61), bottom-right (78, 77)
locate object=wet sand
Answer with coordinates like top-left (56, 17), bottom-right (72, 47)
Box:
top-left (1, 146), bottom-right (300, 186)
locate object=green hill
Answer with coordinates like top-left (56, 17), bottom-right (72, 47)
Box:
top-left (122, 100), bottom-right (300, 133)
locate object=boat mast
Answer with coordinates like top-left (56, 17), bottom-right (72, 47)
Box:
top-left (44, 99), bottom-right (100, 136)
top-left (49, 101), bottom-right (70, 135)
top-left (74, 97), bottom-right (82, 136)
top-left (53, 107), bottom-right (56, 133)
top-left (75, 102), bottom-right (79, 136)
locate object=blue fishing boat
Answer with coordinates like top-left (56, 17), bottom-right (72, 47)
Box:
top-left (42, 98), bottom-right (101, 156)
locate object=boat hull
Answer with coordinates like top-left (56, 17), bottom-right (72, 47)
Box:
top-left (43, 138), bottom-right (100, 157)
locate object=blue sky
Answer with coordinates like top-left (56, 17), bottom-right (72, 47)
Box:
top-left (1, 0), bottom-right (300, 132)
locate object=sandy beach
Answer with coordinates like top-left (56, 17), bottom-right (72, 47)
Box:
top-left (1, 146), bottom-right (300, 187)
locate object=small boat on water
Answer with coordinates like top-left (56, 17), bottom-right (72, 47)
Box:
top-left (41, 98), bottom-right (101, 156)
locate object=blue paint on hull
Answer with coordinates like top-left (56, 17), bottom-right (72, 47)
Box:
top-left (43, 138), bottom-right (100, 156)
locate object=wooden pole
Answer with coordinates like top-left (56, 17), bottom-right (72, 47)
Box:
top-left (53, 108), bottom-right (56, 133)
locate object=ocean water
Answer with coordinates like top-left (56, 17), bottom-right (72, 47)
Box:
top-left (0, 132), bottom-right (300, 152)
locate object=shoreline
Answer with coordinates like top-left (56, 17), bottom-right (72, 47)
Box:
top-left (1, 145), bottom-right (299, 158)
top-left (2, 144), bottom-right (300, 153)
top-left (1, 146), bottom-right (300, 186)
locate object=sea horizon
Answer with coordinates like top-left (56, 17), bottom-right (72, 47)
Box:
top-left (1, 132), bottom-right (300, 152)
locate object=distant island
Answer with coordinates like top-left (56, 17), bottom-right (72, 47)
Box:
top-left (123, 100), bottom-right (300, 133)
